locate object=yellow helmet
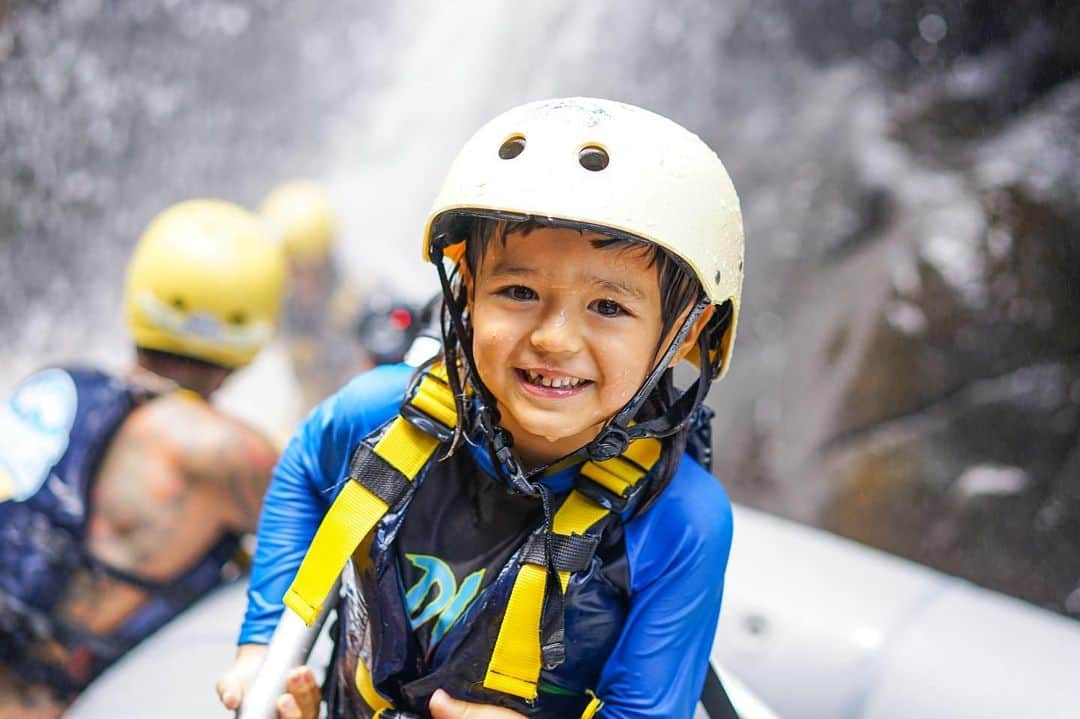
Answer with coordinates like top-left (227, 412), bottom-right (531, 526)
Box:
top-left (124, 199), bottom-right (287, 369)
top-left (423, 97), bottom-right (744, 377)
top-left (258, 179), bottom-right (337, 265)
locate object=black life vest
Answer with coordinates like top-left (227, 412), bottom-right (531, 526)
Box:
top-left (0, 367), bottom-right (240, 696)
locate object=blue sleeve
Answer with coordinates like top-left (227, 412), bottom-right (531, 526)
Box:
top-left (595, 457), bottom-right (734, 718)
top-left (238, 364), bottom-right (414, 645)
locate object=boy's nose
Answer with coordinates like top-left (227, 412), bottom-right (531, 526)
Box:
top-left (529, 308), bottom-right (583, 355)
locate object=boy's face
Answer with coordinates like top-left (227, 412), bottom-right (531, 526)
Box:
top-left (467, 226), bottom-right (667, 467)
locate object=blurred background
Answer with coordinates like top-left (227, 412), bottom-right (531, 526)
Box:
top-left (1, 0), bottom-right (1077, 626)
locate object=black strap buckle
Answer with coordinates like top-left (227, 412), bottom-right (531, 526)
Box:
top-left (521, 532), bottom-right (600, 572)
top-left (587, 425), bottom-right (630, 462)
top-left (399, 403), bottom-right (454, 443)
top-left (573, 473), bottom-right (646, 514)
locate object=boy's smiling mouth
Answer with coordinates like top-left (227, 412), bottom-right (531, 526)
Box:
top-left (516, 368), bottom-right (592, 396)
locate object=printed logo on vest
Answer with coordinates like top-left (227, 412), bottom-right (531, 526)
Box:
top-left (0, 369), bottom-right (78, 502)
top-left (404, 553), bottom-right (485, 647)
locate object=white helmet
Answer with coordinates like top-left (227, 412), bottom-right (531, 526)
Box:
top-left (423, 97), bottom-right (744, 377)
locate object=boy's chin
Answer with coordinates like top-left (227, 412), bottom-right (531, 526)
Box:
top-left (512, 418), bottom-right (597, 452)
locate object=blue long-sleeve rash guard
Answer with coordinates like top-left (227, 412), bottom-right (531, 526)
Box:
top-left (240, 364), bottom-right (734, 718)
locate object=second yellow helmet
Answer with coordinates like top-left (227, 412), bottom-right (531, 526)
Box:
top-left (258, 179), bottom-right (337, 265)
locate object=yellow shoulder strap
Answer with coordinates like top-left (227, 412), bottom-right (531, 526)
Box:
top-left (482, 438), bottom-right (662, 701)
top-left (283, 364), bottom-right (456, 625)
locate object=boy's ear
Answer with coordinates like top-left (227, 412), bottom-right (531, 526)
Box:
top-left (669, 304), bottom-right (715, 367)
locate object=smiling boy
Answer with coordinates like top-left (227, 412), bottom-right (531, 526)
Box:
top-left (219, 97), bottom-right (744, 719)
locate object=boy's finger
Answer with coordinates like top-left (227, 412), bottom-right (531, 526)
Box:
top-left (429, 689), bottom-right (468, 719)
top-left (217, 648), bottom-right (267, 711)
top-left (429, 689), bottom-right (526, 718)
top-left (276, 693), bottom-right (301, 719)
top-left (216, 671), bottom-right (243, 710)
top-left (284, 666), bottom-right (321, 718)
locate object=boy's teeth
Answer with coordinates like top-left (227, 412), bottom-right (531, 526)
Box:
top-left (525, 370), bottom-right (583, 388)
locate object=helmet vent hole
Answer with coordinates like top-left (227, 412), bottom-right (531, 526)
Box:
top-left (172, 297), bottom-right (187, 311)
top-left (578, 145), bottom-right (609, 171)
top-left (498, 135), bottom-right (527, 160)
top-left (229, 312), bottom-right (247, 325)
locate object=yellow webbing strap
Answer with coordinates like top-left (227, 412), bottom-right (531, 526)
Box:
top-left (283, 367), bottom-right (455, 625)
top-left (483, 561), bottom-right (550, 698)
top-left (579, 437), bottom-right (662, 499)
top-left (409, 373), bottom-right (459, 428)
top-left (483, 438), bottom-right (661, 701)
top-left (284, 478), bottom-right (389, 625)
top-left (580, 691), bottom-right (604, 718)
top-left (377, 416), bottom-right (441, 478)
top-left (356, 657), bottom-right (394, 716)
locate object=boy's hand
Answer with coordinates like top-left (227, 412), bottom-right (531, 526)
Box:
top-left (216, 643), bottom-right (268, 711)
top-left (428, 689), bottom-right (528, 718)
top-left (217, 648), bottom-right (321, 719)
top-left (274, 666), bottom-right (321, 719)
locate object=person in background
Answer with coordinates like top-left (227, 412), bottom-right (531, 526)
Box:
top-left (353, 290), bottom-right (442, 370)
top-left (259, 179), bottom-right (361, 410)
top-left (0, 199), bottom-right (286, 719)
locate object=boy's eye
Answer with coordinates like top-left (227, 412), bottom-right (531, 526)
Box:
top-left (499, 285), bottom-right (537, 301)
top-left (591, 298), bottom-right (626, 317)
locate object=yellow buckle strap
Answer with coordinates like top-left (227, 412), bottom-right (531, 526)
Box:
top-left (621, 435), bottom-right (662, 469)
top-left (551, 491), bottom-right (610, 542)
top-left (405, 361), bottom-right (461, 431)
top-left (428, 360), bottom-right (450, 383)
top-left (483, 438), bottom-right (662, 701)
top-left (408, 373), bottom-right (459, 430)
top-left (284, 416), bottom-right (441, 625)
top-left (482, 490), bottom-right (609, 700)
top-left (483, 561), bottom-right (549, 699)
top-left (579, 458), bottom-right (637, 498)
top-left (579, 437), bottom-right (662, 498)
top-left (375, 416), bottom-right (441, 477)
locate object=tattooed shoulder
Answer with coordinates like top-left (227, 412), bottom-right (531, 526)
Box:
top-left (156, 398), bottom-right (278, 530)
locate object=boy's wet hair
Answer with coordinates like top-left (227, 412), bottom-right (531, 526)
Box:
top-left (462, 218), bottom-right (703, 351)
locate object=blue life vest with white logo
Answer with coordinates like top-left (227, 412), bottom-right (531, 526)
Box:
top-left (0, 367), bottom-right (240, 695)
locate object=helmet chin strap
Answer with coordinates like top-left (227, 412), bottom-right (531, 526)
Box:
top-left (431, 240), bottom-right (725, 494)
top-left (575, 297), bottom-right (717, 466)
top-left (431, 243), bottom-right (533, 495)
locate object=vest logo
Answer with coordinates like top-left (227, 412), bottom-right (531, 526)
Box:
top-left (0, 369), bottom-right (77, 503)
top-left (404, 554), bottom-right (485, 647)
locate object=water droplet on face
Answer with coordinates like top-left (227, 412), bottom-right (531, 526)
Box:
top-left (553, 309), bottom-right (567, 328)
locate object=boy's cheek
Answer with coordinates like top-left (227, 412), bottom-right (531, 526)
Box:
top-left (601, 353), bottom-right (651, 397)
top-left (473, 318), bottom-right (521, 361)
top-left (471, 330), bottom-right (514, 388)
